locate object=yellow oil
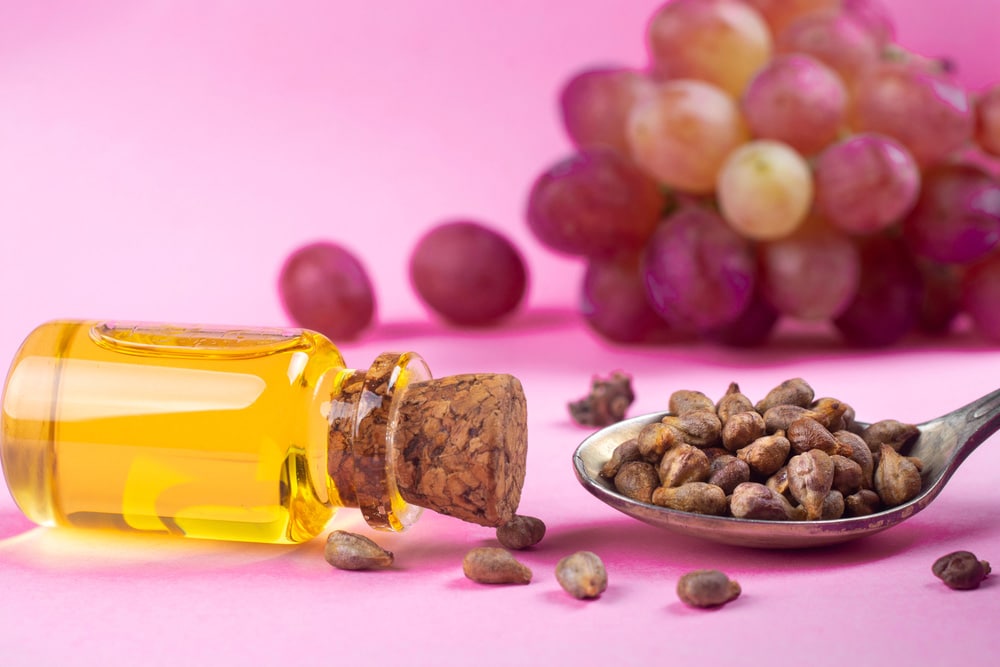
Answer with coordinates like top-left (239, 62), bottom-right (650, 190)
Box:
top-left (1, 321), bottom-right (349, 543)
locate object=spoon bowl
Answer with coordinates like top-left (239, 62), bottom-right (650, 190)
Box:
top-left (572, 388), bottom-right (1000, 548)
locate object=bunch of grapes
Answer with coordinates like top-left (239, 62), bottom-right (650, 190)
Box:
top-left (527, 0), bottom-right (1000, 347)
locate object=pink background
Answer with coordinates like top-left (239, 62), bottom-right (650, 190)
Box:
top-left (1, 1), bottom-right (999, 665)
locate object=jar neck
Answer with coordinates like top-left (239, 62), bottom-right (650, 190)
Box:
top-left (327, 351), bottom-right (431, 531)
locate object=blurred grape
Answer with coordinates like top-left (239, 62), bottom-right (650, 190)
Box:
top-left (627, 79), bottom-right (749, 194)
top-left (559, 67), bottom-right (656, 155)
top-left (833, 235), bottom-right (923, 347)
top-left (975, 84), bottom-right (1000, 157)
top-left (641, 207), bottom-right (756, 332)
top-left (525, 147), bottom-right (666, 258)
top-left (704, 286), bottom-right (781, 347)
top-left (739, 0), bottom-right (840, 36)
top-left (851, 62), bottom-right (974, 167)
top-left (647, 0), bottom-right (772, 96)
top-left (814, 133), bottom-right (921, 235)
top-left (409, 221), bottom-right (527, 326)
top-left (917, 260), bottom-right (963, 335)
top-left (716, 140), bottom-right (813, 240)
top-left (758, 218), bottom-right (861, 320)
top-left (902, 163), bottom-right (1000, 264)
top-left (841, 0), bottom-right (896, 47)
top-left (776, 9), bottom-right (881, 86)
top-left (742, 54), bottom-right (847, 155)
top-left (278, 241), bottom-right (376, 341)
top-left (581, 257), bottom-right (683, 344)
top-left (962, 252), bottom-right (1000, 341)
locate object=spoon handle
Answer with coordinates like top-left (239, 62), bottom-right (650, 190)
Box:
top-left (946, 388), bottom-right (1000, 465)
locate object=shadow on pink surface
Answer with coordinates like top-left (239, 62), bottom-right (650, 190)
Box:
top-left (6, 496), bottom-right (994, 580)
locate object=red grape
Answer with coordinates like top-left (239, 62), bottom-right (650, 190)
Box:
top-left (975, 84), bottom-right (1000, 157)
top-left (647, 0), bottom-right (772, 96)
top-left (739, 0), bottom-right (840, 37)
top-left (559, 67), bottom-right (655, 155)
top-left (814, 133), bottom-right (921, 235)
top-left (742, 54), bottom-right (847, 156)
top-left (705, 286), bottom-right (780, 347)
top-left (758, 219), bottom-right (861, 321)
top-left (962, 252), bottom-right (1000, 341)
top-left (581, 257), bottom-right (684, 344)
top-left (833, 235), bottom-right (923, 347)
top-left (525, 147), bottom-right (666, 258)
top-left (409, 221), bottom-right (527, 326)
top-left (278, 241), bottom-right (376, 340)
top-left (902, 163), bottom-right (1000, 264)
top-left (851, 62), bottom-right (974, 167)
top-left (641, 207), bottom-right (756, 332)
top-left (917, 260), bottom-right (962, 335)
top-left (627, 79), bottom-right (749, 194)
top-left (776, 10), bottom-right (880, 87)
top-left (841, 0), bottom-right (896, 47)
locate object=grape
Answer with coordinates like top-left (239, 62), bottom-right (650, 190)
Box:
top-left (716, 140), bottom-right (813, 240)
top-left (741, 54), bottom-right (847, 156)
top-left (525, 147), bottom-right (666, 258)
top-left (409, 221), bottom-right (527, 326)
top-left (917, 260), bottom-right (962, 335)
top-left (559, 67), bottom-right (656, 156)
top-left (833, 235), bottom-right (923, 347)
top-left (647, 0), bottom-right (772, 96)
top-left (975, 84), bottom-right (1000, 157)
top-left (581, 257), bottom-right (684, 344)
top-left (851, 62), bottom-right (974, 167)
top-left (758, 218), bottom-right (861, 321)
top-left (739, 0), bottom-right (840, 36)
top-left (814, 133), bottom-right (921, 235)
top-left (704, 287), bottom-right (780, 347)
top-left (627, 79), bottom-right (749, 194)
top-left (776, 10), bottom-right (881, 87)
top-left (641, 207), bottom-right (756, 332)
top-left (842, 0), bottom-right (896, 47)
top-left (278, 241), bottom-right (376, 341)
top-left (962, 252), bottom-right (1000, 341)
top-left (901, 163), bottom-right (1000, 264)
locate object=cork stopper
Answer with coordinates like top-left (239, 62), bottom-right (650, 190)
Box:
top-left (391, 373), bottom-right (528, 527)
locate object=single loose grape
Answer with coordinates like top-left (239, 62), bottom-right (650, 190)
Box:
top-left (901, 163), bottom-right (1000, 264)
top-left (776, 10), bottom-right (880, 88)
top-left (409, 221), bottom-right (527, 326)
top-left (717, 140), bottom-right (813, 241)
top-left (627, 79), bottom-right (749, 194)
top-left (647, 0), bottom-right (772, 96)
top-left (559, 67), bottom-right (656, 156)
top-left (741, 54), bottom-right (847, 156)
top-left (641, 207), bottom-right (756, 333)
top-left (852, 62), bottom-right (974, 167)
top-left (814, 133), bottom-right (921, 235)
top-left (581, 257), bottom-right (684, 344)
top-left (278, 241), bottom-right (376, 340)
top-left (833, 235), bottom-right (923, 347)
top-left (962, 252), bottom-right (1000, 341)
top-left (525, 147), bottom-right (666, 258)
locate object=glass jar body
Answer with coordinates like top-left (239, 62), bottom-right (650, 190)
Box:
top-left (1, 320), bottom-right (347, 543)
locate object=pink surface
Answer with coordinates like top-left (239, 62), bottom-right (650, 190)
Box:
top-left (1, 1), bottom-right (999, 665)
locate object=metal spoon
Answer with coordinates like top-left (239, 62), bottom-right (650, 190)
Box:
top-left (572, 388), bottom-right (1000, 549)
